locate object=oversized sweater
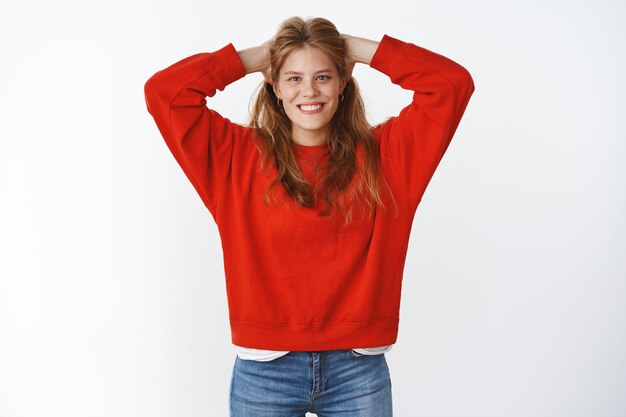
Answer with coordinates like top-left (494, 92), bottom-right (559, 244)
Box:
top-left (144, 35), bottom-right (474, 351)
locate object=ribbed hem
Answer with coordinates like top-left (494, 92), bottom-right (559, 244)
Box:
top-left (230, 319), bottom-right (399, 351)
top-left (213, 43), bottom-right (246, 87)
top-left (370, 34), bottom-right (413, 74)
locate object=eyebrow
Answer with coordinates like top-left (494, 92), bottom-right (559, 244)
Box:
top-left (282, 69), bottom-right (334, 75)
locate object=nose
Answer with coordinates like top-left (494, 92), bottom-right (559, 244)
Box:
top-left (301, 79), bottom-right (318, 97)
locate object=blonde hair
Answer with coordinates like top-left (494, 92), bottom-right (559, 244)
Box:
top-left (249, 16), bottom-right (393, 224)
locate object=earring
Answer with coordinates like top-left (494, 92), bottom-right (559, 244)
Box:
top-left (339, 94), bottom-right (344, 102)
top-left (277, 98), bottom-right (283, 106)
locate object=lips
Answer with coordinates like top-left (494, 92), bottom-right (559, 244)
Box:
top-left (297, 103), bottom-right (325, 113)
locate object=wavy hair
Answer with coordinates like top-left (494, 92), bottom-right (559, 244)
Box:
top-left (249, 16), bottom-right (394, 224)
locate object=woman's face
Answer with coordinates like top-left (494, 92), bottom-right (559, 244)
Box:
top-left (273, 45), bottom-right (345, 145)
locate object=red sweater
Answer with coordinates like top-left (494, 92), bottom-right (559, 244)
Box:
top-left (144, 35), bottom-right (474, 351)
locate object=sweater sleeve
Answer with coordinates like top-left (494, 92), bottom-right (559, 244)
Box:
top-left (371, 35), bottom-right (475, 210)
top-left (144, 43), bottom-right (247, 215)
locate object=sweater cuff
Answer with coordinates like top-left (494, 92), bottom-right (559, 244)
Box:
top-left (370, 34), bottom-right (412, 73)
top-left (213, 43), bottom-right (247, 87)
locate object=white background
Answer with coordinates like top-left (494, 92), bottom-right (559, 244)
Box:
top-left (1, 0), bottom-right (625, 416)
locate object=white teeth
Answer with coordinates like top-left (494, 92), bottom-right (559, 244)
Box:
top-left (299, 104), bottom-right (322, 111)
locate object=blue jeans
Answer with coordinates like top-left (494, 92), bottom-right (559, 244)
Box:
top-left (229, 349), bottom-right (393, 417)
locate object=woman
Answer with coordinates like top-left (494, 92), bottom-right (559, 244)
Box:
top-left (145, 16), bottom-right (474, 417)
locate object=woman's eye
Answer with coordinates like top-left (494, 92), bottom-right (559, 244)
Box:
top-left (317, 75), bottom-right (329, 81)
top-left (288, 76), bottom-right (301, 82)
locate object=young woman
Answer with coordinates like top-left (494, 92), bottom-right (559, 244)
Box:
top-left (145, 16), bottom-right (474, 417)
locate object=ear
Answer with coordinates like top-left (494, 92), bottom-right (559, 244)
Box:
top-left (272, 82), bottom-right (281, 99)
top-left (340, 75), bottom-right (349, 94)
top-left (344, 61), bottom-right (355, 83)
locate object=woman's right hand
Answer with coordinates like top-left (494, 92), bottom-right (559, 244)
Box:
top-left (238, 38), bottom-right (274, 82)
top-left (259, 37), bottom-right (274, 83)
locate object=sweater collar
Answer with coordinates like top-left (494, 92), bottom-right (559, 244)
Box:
top-left (292, 142), bottom-right (330, 160)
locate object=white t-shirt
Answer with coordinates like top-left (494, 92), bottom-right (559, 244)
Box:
top-left (235, 344), bottom-right (393, 361)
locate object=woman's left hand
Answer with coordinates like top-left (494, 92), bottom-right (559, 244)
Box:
top-left (341, 34), bottom-right (357, 80)
top-left (341, 33), bottom-right (380, 78)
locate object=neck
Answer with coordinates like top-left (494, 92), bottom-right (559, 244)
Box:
top-left (291, 127), bottom-right (329, 146)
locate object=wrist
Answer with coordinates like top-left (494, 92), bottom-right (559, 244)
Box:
top-left (237, 45), bottom-right (269, 75)
top-left (350, 37), bottom-right (378, 65)
top-left (344, 35), bottom-right (379, 66)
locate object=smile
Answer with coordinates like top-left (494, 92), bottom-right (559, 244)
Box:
top-left (297, 103), bottom-right (324, 112)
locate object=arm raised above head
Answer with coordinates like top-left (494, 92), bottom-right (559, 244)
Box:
top-left (144, 44), bottom-right (249, 215)
top-left (369, 35), bottom-right (475, 209)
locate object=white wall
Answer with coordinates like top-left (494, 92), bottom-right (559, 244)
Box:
top-left (1, 0), bottom-right (625, 416)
